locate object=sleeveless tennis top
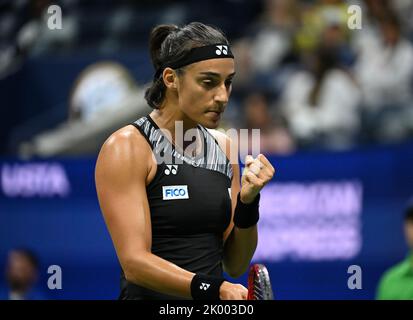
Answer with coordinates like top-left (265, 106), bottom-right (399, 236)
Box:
top-left (119, 114), bottom-right (233, 300)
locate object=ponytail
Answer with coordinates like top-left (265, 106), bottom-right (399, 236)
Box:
top-left (145, 24), bottom-right (179, 109)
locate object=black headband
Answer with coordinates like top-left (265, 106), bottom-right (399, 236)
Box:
top-left (154, 44), bottom-right (234, 79)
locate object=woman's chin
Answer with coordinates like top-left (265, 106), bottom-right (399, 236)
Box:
top-left (201, 119), bottom-right (220, 129)
top-left (202, 112), bottom-right (222, 128)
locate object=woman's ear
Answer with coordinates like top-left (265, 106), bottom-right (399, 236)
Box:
top-left (163, 68), bottom-right (178, 90)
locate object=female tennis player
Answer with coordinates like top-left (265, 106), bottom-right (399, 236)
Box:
top-left (95, 22), bottom-right (275, 300)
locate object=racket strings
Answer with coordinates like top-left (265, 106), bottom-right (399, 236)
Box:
top-left (248, 264), bottom-right (274, 300)
top-left (253, 267), bottom-right (272, 300)
top-left (253, 276), bottom-right (264, 299)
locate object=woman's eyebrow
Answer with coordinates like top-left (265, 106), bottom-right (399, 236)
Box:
top-left (198, 71), bottom-right (236, 78)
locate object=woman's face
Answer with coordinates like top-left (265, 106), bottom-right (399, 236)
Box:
top-left (176, 58), bottom-right (235, 129)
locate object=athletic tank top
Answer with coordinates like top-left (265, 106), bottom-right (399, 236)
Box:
top-left (119, 114), bottom-right (233, 300)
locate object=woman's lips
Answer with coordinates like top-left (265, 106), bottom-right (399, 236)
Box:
top-left (206, 111), bottom-right (221, 121)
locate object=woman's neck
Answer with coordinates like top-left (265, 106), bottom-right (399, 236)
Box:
top-left (150, 108), bottom-right (197, 135)
top-left (150, 107), bottom-right (202, 157)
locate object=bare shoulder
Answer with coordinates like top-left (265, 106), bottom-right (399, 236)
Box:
top-left (102, 125), bottom-right (148, 152)
top-left (96, 125), bottom-right (153, 180)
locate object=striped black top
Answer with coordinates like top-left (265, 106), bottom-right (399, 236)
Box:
top-left (119, 114), bottom-right (233, 300)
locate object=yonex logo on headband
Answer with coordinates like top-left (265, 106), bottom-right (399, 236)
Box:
top-left (215, 45), bottom-right (228, 55)
top-left (155, 44), bottom-right (234, 79)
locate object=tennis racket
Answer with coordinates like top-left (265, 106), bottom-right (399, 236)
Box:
top-left (247, 264), bottom-right (274, 300)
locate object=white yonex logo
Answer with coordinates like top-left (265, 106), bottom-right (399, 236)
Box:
top-left (200, 283), bottom-right (210, 290)
top-left (215, 45), bottom-right (228, 56)
top-left (164, 165), bottom-right (178, 175)
top-left (162, 185), bottom-right (189, 200)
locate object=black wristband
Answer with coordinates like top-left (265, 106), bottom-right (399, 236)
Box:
top-left (190, 273), bottom-right (225, 300)
top-left (233, 192), bottom-right (260, 229)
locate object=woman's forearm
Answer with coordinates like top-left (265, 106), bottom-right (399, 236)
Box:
top-left (123, 251), bottom-right (195, 298)
top-left (223, 225), bottom-right (258, 278)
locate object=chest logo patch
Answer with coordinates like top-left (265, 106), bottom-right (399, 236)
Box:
top-left (162, 185), bottom-right (189, 200)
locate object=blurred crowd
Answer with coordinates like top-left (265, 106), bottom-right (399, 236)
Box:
top-left (228, 0), bottom-right (413, 153)
top-left (2, 0), bottom-right (413, 155)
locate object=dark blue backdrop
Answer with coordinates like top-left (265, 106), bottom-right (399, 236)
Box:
top-left (0, 140), bottom-right (412, 299)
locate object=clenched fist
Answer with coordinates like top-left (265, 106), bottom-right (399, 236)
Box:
top-left (240, 154), bottom-right (275, 204)
top-left (219, 281), bottom-right (248, 300)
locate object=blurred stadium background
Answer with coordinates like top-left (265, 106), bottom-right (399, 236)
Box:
top-left (1, 0), bottom-right (413, 299)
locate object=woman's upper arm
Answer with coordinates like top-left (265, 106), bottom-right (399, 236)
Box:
top-left (95, 126), bottom-right (153, 268)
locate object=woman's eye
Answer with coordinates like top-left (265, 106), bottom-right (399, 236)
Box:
top-left (201, 78), bottom-right (232, 88)
top-left (202, 80), bottom-right (215, 87)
